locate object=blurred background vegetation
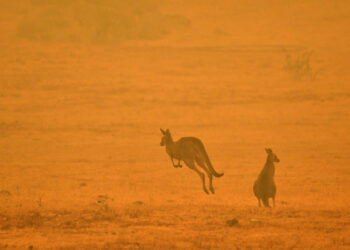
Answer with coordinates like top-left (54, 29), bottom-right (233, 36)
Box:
top-left (1, 0), bottom-right (190, 43)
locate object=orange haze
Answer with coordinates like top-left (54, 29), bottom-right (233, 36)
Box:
top-left (0, 0), bottom-right (350, 249)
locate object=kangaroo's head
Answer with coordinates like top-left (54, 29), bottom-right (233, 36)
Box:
top-left (160, 128), bottom-right (172, 146)
top-left (265, 148), bottom-right (280, 163)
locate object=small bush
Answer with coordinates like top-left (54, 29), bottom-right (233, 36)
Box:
top-left (284, 50), bottom-right (318, 81)
top-left (16, 210), bottom-right (44, 228)
top-left (16, 0), bottom-right (190, 43)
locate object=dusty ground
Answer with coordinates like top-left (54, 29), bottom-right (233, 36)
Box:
top-left (1, 1), bottom-right (350, 249)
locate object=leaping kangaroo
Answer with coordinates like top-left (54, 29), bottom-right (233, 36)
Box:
top-left (160, 128), bottom-right (224, 194)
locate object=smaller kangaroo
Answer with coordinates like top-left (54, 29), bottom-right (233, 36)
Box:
top-left (253, 148), bottom-right (280, 208)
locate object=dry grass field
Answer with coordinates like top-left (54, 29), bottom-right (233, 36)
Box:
top-left (1, 1), bottom-right (350, 249)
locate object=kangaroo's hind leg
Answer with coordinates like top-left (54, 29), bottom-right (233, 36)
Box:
top-left (170, 156), bottom-right (182, 168)
top-left (184, 159), bottom-right (209, 194)
top-left (195, 157), bottom-right (214, 194)
top-left (176, 159), bottom-right (182, 168)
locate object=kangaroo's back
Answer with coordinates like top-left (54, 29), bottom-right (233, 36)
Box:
top-left (177, 137), bottom-right (224, 177)
top-left (174, 137), bottom-right (202, 157)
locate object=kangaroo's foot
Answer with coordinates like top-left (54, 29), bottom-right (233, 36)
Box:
top-left (174, 164), bottom-right (182, 168)
top-left (203, 187), bottom-right (209, 195)
top-left (209, 185), bottom-right (215, 194)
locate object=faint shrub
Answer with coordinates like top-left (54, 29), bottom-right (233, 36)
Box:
top-left (16, 210), bottom-right (44, 228)
top-left (0, 212), bottom-right (12, 230)
top-left (284, 50), bottom-right (318, 81)
top-left (91, 208), bottom-right (118, 223)
top-left (125, 208), bottom-right (142, 219)
top-left (90, 196), bottom-right (119, 223)
top-left (0, 190), bottom-right (11, 197)
top-left (96, 194), bottom-right (109, 212)
top-left (124, 204), bottom-right (151, 219)
top-left (96, 194), bottom-right (108, 204)
top-left (17, 7), bottom-right (71, 42)
top-left (80, 182), bottom-right (87, 187)
top-left (226, 218), bottom-right (239, 227)
top-left (62, 219), bottom-right (77, 229)
top-left (131, 200), bottom-right (145, 206)
top-left (191, 233), bottom-right (216, 250)
top-left (102, 237), bottom-right (141, 249)
top-left (37, 197), bottom-right (43, 207)
top-left (16, 0), bottom-right (190, 43)
top-left (249, 218), bottom-right (263, 226)
top-left (0, 210), bottom-right (47, 230)
top-left (1, 224), bottom-right (11, 230)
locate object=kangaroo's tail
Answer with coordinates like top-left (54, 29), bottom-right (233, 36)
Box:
top-left (198, 141), bottom-right (224, 178)
top-left (261, 196), bottom-right (269, 207)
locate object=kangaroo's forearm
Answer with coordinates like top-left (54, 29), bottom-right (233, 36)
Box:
top-left (177, 159), bottom-right (182, 168)
top-left (166, 145), bottom-right (182, 168)
top-left (170, 155), bottom-right (182, 168)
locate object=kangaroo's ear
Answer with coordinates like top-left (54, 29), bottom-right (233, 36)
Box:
top-left (166, 128), bottom-right (170, 134)
top-left (265, 148), bottom-right (272, 154)
top-left (160, 128), bottom-right (166, 135)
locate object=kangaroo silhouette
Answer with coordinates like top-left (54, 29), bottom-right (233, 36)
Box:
top-left (253, 148), bottom-right (280, 207)
top-left (160, 128), bottom-right (224, 194)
